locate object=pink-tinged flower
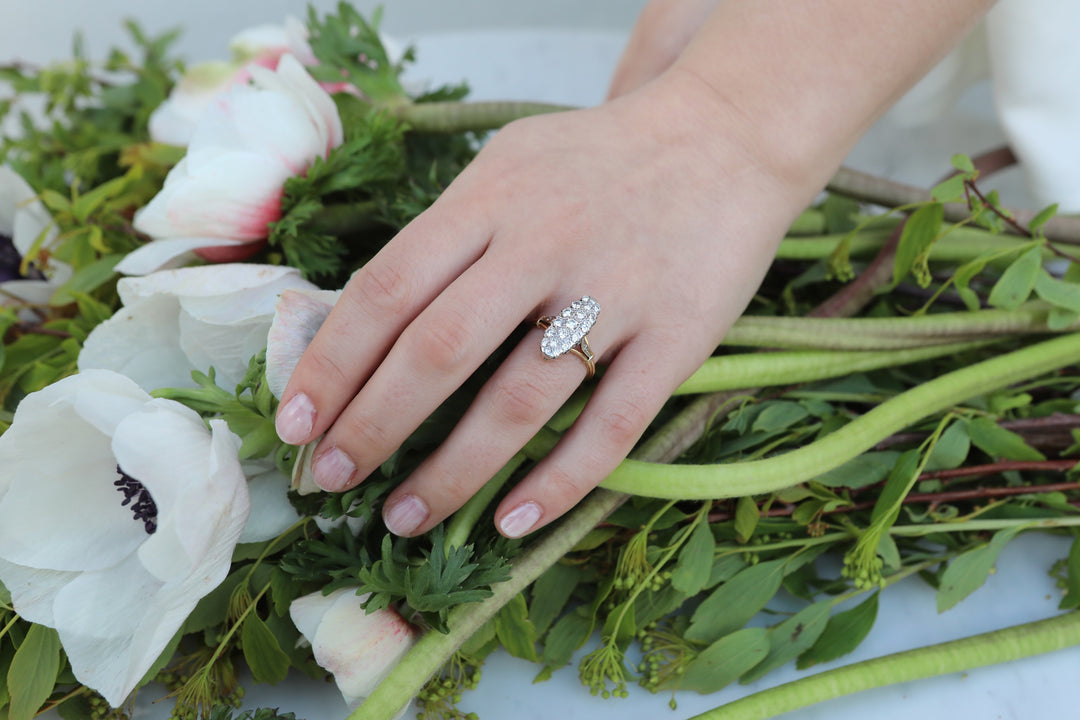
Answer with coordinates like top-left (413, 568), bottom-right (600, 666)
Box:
top-left (0, 370), bottom-right (250, 706)
top-left (148, 18), bottom-right (311, 146)
top-left (118, 55), bottom-right (344, 275)
top-left (0, 165), bottom-right (69, 305)
top-left (289, 588), bottom-right (418, 712)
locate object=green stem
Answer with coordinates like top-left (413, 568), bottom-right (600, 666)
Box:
top-left (352, 364), bottom-right (725, 720)
top-left (394, 100), bottom-right (574, 133)
top-left (351, 488), bottom-right (626, 720)
top-left (690, 610), bottom-right (1080, 720)
top-left (602, 332), bottom-right (1080, 499)
top-left (675, 340), bottom-right (994, 395)
top-left (444, 453), bottom-right (527, 551)
top-left (724, 303), bottom-right (1076, 350)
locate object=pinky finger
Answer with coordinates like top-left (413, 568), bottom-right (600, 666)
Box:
top-left (494, 329), bottom-right (708, 538)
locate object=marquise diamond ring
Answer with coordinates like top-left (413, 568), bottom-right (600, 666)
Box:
top-left (536, 296), bottom-right (600, 379)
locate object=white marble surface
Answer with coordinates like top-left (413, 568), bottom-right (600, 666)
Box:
top-left (11, 11), bottom-right (1076, 720)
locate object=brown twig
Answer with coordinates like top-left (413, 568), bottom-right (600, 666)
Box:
top-left (876, 414), bottom-right (1080, 452)
top-left (12, 323), bottom-right (70, 339)
top-left (827, 165), bottom-right (1080, 243)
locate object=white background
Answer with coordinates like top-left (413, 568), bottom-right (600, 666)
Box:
top-left (8, 2), bottom-right (1073, 719)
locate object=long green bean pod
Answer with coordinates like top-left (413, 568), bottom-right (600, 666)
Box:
top-left (692, 611), bottom-right (1080, 720)
top-left (675, 340), bottom-right (994, 395)
top-left (603, 332), bottom-right (1080, 499)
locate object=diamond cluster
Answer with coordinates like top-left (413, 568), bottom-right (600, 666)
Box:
top-left (541, 296), bottom-right (600, 359)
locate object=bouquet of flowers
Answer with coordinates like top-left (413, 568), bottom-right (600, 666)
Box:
top-left (3, 5), bottom-right (1080, 720)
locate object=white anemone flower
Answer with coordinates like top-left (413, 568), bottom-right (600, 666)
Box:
top-left (148, 19), bottom-right (305, 147)
top-left (79, 264), bottom-right (318, 393)
top-left (119, 54), bottom-right (344, 275)
top-left (0, 369), bottom-right (250, 706)
top-left (289, 588), bottom-right (418, 713)
top-left (0, 165), bottom-right (69, 306)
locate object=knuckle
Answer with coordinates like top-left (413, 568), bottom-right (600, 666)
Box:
top-left (595, 399), bottom-right (649, 449)
top-left (411, 315), bottom-right (473, 372)
top-left (341, 412), bottom-right (391, 451)
top-left (349, 261), bottom-right (415, 317)
top-left (543, 465), bottom-right (589, 502)
top-left (304, 346), bottom-right (351, 388)
top-left (490, 374), bottom-right (550, 428)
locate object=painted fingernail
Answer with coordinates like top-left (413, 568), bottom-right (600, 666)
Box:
top-left (312, 447), bottom-right (356, 491)
top-left (499, 501), bottom-right (542, 539)
top-left (384, 494), bottom-right (429, 536)
top-left (276, 392), bottom-right (315, 445)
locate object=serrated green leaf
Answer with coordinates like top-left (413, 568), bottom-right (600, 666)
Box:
top-left (680, 627), bottom-right (769, 693)
top-left (967, 417), bottom-right (1046, 461)
top-left (937, 526), bottom-right (1026, 612)
top-left (740, 600), bottom-right (831, 684)
top-left (7, 624), bottom-right (60, 720)
top-left (241, 614), bottom-right (291, 684)
top-left (987, 245), bottom-right (1041, 310)
top-left (672, 516), bottom-right (716, 594)
top-left (686, 559), bottom-right (786, 644)
top-left (495, 593), bottom-right (539, 662)
top-left (797, 592), bottom-right (879, 669)
top-left (892, 202), bottom-right (943, 287)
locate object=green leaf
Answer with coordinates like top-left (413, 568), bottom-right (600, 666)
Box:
top-left (967, 417), bottom-right (1046, 461)
top-left (241, 614), bottom-right (291, 684)
top-left (49, 253), bottom-right (122, 306)
top-left (1034, 268), bottom-right (1080, 314)
top-left (1028, 203), bottom-right (1059, 236)
top-left (951, 153), bottom-right (976, 173)
top-left (924, 420), bottom-right (970, 471)
top-left (671, 516), bottom-right (717, 595)
top-left (892, 202), bottom-right (943, 287)
top-left (542, 610), bottom-right (592, 668)
top-left (751, 402), bottom-right (809, 433)
top-left (1059, 536), bottom-right (1080, 611)
top-left (813, 451), bottom-right (902, 489)
top-left (680, 627), bottom-right (770, 693)
top-left (937, 525), bottom-right (1026, 612)
top-left (797, 592), bottom-right (879, 669)
top-left (930, 174), bottom-right (966, 203)
top-left (686, 559), bottom-right (786, 644)
top-left (706, 554), bottom-right (748, 590)
top-left (740, 600), bottom-right (831, 683)
top-left (530, 562), bottom-right (581, 636)
top-left (987, 245), bottom-right (1042, 310)
top-left (733, 495), bottom-right (760, 545)
top-left (494, 593), bottom-right (539, 662)
top-left (7, 624), bottom-right (61, 720)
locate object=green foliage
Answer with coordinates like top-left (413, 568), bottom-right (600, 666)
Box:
top-left (305, 3), bottom-right (410, 105)
top-left (7, 624), bottom-right (61, 720)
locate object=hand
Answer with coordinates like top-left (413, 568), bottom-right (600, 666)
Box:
top-left (274, 70), bottom-right (810, 538)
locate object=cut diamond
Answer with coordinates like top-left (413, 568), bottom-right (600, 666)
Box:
top-left (541, 296), bottom-right (600, 358)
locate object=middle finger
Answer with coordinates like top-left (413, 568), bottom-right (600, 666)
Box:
top-left (310, 250), bottom-right (548, 491)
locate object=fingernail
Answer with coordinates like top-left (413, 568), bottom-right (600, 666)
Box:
top-left (499, 501), bottom-right (542, 538)
top-left (313, 447), bottom-right (356, 491)
top-left (384, 494), bottom-right (429, 536)
top-left (276, 392), bottom-right (315, 445)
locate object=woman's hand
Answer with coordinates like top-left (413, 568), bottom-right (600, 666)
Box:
top-left (274, 70), bottom-right (808, 538)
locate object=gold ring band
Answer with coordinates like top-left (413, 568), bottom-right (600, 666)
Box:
top-left (537, 296), bottom-right (600, 380)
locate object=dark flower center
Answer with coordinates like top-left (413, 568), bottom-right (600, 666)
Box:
top-left (0, 233), bottom-right (20, 284)
top-left (114, 466), bottom-right (158, 534)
